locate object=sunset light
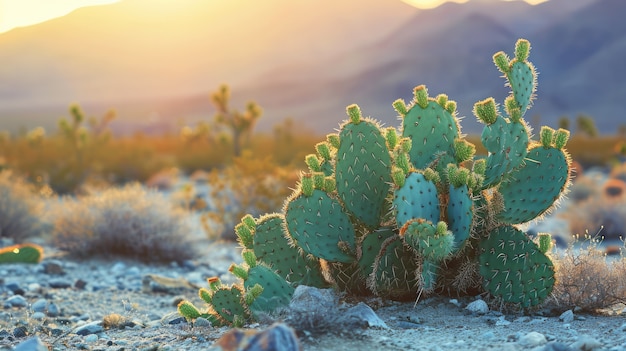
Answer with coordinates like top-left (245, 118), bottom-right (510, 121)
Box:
top-left (401, 0), bottom-right (549, 9)
top-left (0, 0), bottom-right (118, 33)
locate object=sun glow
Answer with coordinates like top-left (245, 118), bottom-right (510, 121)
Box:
top-left (401, 0), bottom-right (548, 9)
top-left (0, 0), bottom-right (119, 33)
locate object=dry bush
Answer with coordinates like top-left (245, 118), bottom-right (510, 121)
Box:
top-left (0, 171), bottom-right (46, 242)
top-left (51, 183), bottom-right (197, 263)
top-left (551, 236), bottom-right (626, 311)
top-left (200, 152), bottom-right (298, 240)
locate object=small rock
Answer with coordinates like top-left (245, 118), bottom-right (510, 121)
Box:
top-left (48, 279), bottom-right (72, 289)
top-left (495, 316), bottom-right (511, 326)
top-left (5, 295), bottom-right (28, 308)
top-left (339, 302), bottom-right (388, 329)
top-left (396, 321), bottom-right (420, 329)
top-left (559, 310), bottom-right (574, 323)
top-left (47, 303), bottom-right (60, 317)
top-left (12, 326), bottom-right (28, 338)
top-left (193, 317), bottom-right (212, 327)
top-left (74, 279), bottom-right (88, 290)
top-left (84, 334), bottom-right (98, 343)
top-left (518, 331), bottom-right (547, 348)
top-left (12, 336), bottom-right (47, 351)
top-left (74, 321), bottom-right (104, 336)
top-left (543, 341), bottom-right (575, 351)
top-left (111, 262), bottom-right (127, 274)
top-left (5, 282), bottom-right (25, 295)
top-left (569, 336), bottom-right (602, 351)
top-left (466, 299), bottom-right (489, 314)
top-left (42, 261), bottom-right (65, 275)
top-left (31, 299), bottom-right (47, 312)
top-left (449, 299), bottom-right (461, 307)
top-left (211, 323), bottom-right (300, 351)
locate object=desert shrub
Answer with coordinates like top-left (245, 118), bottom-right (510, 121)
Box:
top-left (552, 236), bottom-right (626, 311)
top-left (0, 171), bottom-right (45, 242)
top-left (565, 197), bottom-right (626, 244)
top-left (200, 152), bottom-right (298, 240)
top-left (51, 183), bottom-right (197, 263)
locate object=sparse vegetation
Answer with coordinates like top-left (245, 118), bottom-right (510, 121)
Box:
top-left (0, 171), bottom-right (46, 242)
top-left (50, 183), bottom-right (197, 263)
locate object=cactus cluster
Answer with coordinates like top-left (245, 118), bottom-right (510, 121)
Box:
top-left (179, 39), bottom-right (572, 325)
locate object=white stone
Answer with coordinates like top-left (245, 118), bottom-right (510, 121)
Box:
top-left (466, 299), bottom-right (489, 314)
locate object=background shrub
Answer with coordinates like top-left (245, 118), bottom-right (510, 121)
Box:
top-left (51, 183), bottom-right (197, 263)
top-left (0, 171), bottom-right (45, 243)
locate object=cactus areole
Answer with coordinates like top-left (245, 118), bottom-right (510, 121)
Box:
top-left (179, 39), bottom-right (572, 326)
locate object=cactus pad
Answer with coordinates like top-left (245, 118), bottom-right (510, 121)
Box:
top-left (368, 234), bottom-right (420, 300)
top-left (0, 244), bottom-right (44, 264)
top-left (285, 189), bottom-right (356, 263)
top-left (393, 172), bottom-right (440, 227)
top-left (335, 111), bottom-right (392, 228)
top-left (244, 265), bottom-right (295, 313)
top-left (479, 225), bottom-right (555, 308)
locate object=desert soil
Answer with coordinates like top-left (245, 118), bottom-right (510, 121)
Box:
top-left (1, 239), bottom-right (626, 351)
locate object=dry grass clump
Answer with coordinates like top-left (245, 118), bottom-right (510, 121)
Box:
top-left (551, 236), bottom-right (626, 312)
top-left (0, 171), bottom-right (46, 242)
top-left (51, 183), bottom-right (197, 263)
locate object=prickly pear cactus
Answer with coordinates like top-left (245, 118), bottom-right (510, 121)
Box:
top-left (0, 244), bottom-right (44, 264)
top-left (179, 39), bottom-right (571, 326)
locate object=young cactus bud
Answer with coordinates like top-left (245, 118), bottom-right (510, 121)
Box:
top-left (493, 51), bottom-right (510, 74)
top-left (515, 38), bottom-right (531, 62)
top-left (323, 176), bottom-right (336, 193)
top-left (436, 94), bottom-right (448, 107)
top-left (399, 137), bottom-right (412, 154)
top-left (235, 222), bottom-right (253, 249)
top-left (537, 233), bottom-right (553, 254)
top-left (540, 126), bottom-right (555, 148)
top-left (445, 100), bottom-right (457, 115)
top-left (386, 127), bottom-right (399, 150)
top-left (315, 142), bottom-right (332, 161)
top-left (327, 133), bottom-right (340, 149)
top-left (447, 164), bottom-right (470, 188)
top-left (392, 166), bottom-right (406, 187)
top-left (346, 104), bottom-right (362, 124)
top-left (473, 98), bottom-right (498, 125)
top-left (394, 150), bottom-right (410, 175)
top-left (312, 172), bottom-right (325, 190)
top-left (414, 85), bottom-right (429, 108)
top-left (504, 96), bottom-right (521, 123)
top-left (208, 277), bottom-right (221, 291)
top-left (241, 214), bottom-right (256, 231)
top-left (178, 301), bottom-right (201, 320)
top-left (229, 264), bottom-right (249, 280)
top-left (199, 287), bottom-right (212, 304)
top-left (423, 168), bottom-right (440, 184)
top-left (245, 284), bottom-right (264, 306)
top-left (454, 139), bottom-right (476, 164)
top-left (554, 129), bottom-right (570, 150)
top-left (393, 99), bottom-right (408, 116)
top-left (300, 173), bottom-right (314, 197)
top-left (242, 250), bottom-right (257, 268)
top-left (473, 158), bottom-right (486, 177)
top-left (305, 154), bottom-right (321, 172)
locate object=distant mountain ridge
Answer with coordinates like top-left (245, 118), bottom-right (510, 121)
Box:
top-left (0, 0), bottom-right (621, 135)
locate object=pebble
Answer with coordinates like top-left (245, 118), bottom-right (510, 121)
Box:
top-left (31, 298), bottom-right (47, 312)
top-left (5, 295), bottom-right (27, 308)
top-left (466, 299), bottom-right (489, 314)
top-left (570, 336), bottom-right (602, 351)
top-left (560, 310), bottom-right (575, 323)
top-left (518, 331), bottom-right (547, 348)
top-left (74, 321), bottom-right (104, 335)
top-left (12, 336), bottom-right (47, 351)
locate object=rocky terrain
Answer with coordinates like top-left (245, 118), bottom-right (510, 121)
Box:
top-left (2, 237), bottom-right (626, 351)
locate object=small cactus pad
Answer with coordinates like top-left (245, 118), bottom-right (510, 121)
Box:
top-left (285, 189), bottom-right (356, 263)
top-left (400, 86), bottom-right (460, 170)
top-left (336, 111), bottom-right (392, 228)
top-left (400, 219), bottom-right (454, 262)
top-left (447, 169), bottom-right (474, 249)
top-left (0, 244), bottom-right (44, 264)
top-left (368, 234), bottom-right (420, 300)
top-left (479, 225), bottom-right (555, 308)
top-left (211, 287), bottom-right (249, 325)
top-left (497, 145), bottom-right (570, 224)
top-left (393, 172), bottom-right (440, 227)
top-left (244, 265), bottom-right (295, 313)
top-left (252, 214), bottom-right (326, 287)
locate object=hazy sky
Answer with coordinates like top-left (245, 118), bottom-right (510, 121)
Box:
top-left (0, 0), bottom-right (549, 33)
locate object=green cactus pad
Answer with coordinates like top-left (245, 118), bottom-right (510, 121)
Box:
top-left (0, 244), bottom-right (44, 264)
top-left (507, 61), bottom-right (535, 115)
top-left (400, 219), bottom-right (454, 262)
top-left (401, 88), bottom-right (460, 170)
top-left (358, 226), bottom-right (397, 278)
top-left (479, 225), bottom-right (555, 308)
top-left (421, 259), bottom-right (439, 292)
top-left (497, 145), bottom-right (570, 224)
top-left (252, 214), bottom-right (326, 287)
top-left (285, 189), bottom-right (356, 263)
top-left (211, 287), bottom-right (249, 324)
top-left (393, 172), bottom-right (440, 227)
top-left (447, 183), bottom-right (473, 249)
top-left (368, 234), bottom-right (420, 300)
top-left (479, 115), bottom-right (529, 188)
top-left (335, 116), bottom-right (392, 228)
top-left (244, 265), bottom-right (295, 313)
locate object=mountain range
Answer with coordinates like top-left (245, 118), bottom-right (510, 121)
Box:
top-left (0, 0), bottom-right (621, 136)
